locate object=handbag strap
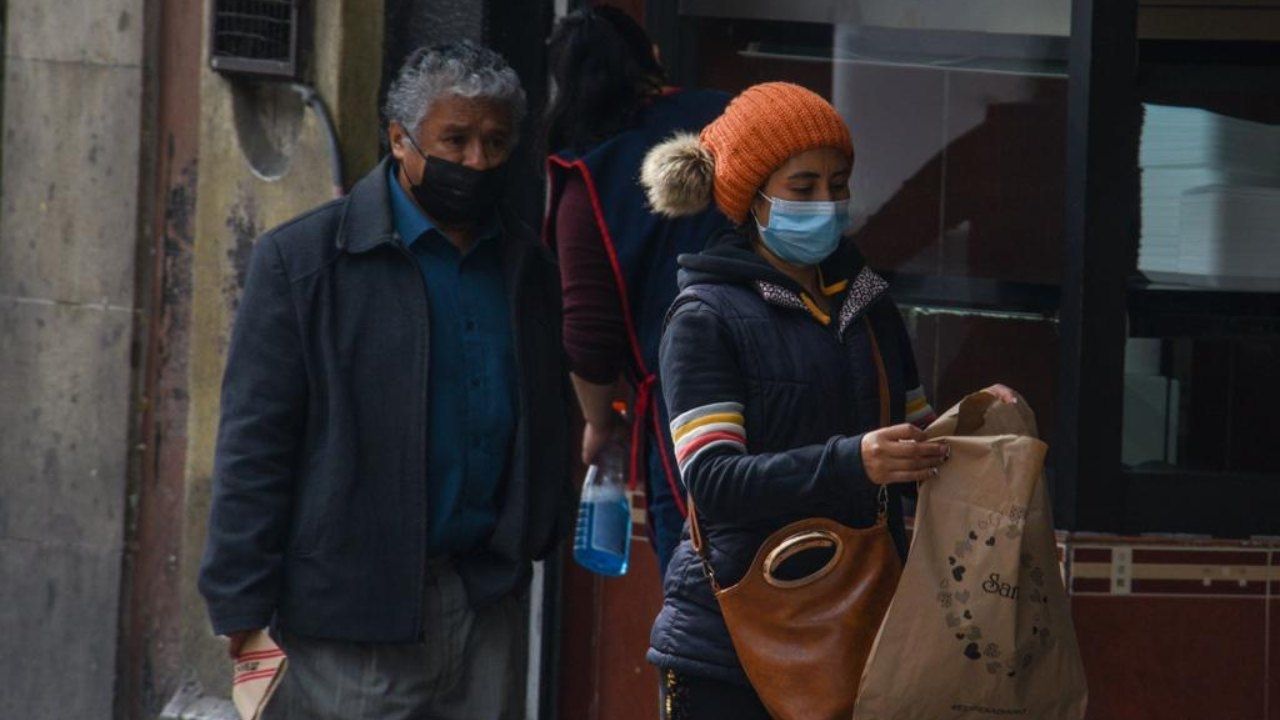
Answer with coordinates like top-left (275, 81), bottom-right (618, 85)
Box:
top-left (687, 495), bottom-right (719, 591)
top-left (687, 313), bottom-right (892, 593)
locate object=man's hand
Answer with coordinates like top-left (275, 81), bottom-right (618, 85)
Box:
top-left (861, 424), bottom-right (949, 485)
top-left (225, 629), bottom-right (259, 659)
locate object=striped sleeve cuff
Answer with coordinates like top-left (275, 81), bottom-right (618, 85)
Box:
top-left (670, 401), bottom-right (747, 478)
top-left (905, 385), bottom-right (938, 428)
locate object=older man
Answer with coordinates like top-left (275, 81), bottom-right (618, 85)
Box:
top-left (198, 42), bottom-right (573, 719)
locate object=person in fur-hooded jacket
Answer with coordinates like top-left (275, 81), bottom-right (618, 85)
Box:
top-left (641, 82), bottom-right (1017, 719)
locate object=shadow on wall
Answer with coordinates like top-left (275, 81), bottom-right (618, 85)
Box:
top-left (231, 81), bottom-right (306, 181)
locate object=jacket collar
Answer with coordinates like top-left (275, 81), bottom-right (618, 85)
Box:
top-left (339, 156), bottom-right (521, 257)
top-left (752, 265), bottom-right (888, 340)
top-left (336, 156), bottom-right (399, 253)
top-left (684, 230), bottom-right (890, 339)
top-left (833, 266), bottom-right (890, 336)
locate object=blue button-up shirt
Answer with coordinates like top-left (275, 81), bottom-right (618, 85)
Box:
top-left (388, 163), bottom-right (517, 556)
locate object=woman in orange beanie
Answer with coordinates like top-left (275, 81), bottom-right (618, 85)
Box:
top-left (642, 82), bottom-right (1017, 719)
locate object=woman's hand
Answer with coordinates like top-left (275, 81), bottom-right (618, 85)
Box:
top-left (984, 383), bottom-right (1019, 404)
top-left (861, 424), bottom-right (950, 485)
top-left (582, 413), bottom-right (628, 466)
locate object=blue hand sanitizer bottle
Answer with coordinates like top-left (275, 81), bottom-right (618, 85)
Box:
top-left (573, 436), bottom-right (631, 577)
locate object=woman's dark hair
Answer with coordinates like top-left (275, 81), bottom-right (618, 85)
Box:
top-left (543, 5), bottom-right (667, 156)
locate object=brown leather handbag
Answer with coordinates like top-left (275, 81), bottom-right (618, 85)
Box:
top-left (687, 318), bottom-right (903, 720)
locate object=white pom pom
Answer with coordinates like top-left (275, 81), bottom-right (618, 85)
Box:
top-left (640, 132), bottom-right (715, 217)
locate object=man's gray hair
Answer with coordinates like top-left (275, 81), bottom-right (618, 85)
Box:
top-left (384, 40), bottom-right (527, 134)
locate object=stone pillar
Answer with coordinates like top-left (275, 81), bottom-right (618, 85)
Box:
top-left (0, 0), bottom-right (146, 717)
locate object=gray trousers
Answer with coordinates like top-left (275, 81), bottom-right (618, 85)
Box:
top-left (263, 559), bottom-right (527, 720)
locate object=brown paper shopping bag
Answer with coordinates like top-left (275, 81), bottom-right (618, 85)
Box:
top-left (852, 392), bottom-right (1087, 720)
top-left (232, 630), bottom-right (288, 720)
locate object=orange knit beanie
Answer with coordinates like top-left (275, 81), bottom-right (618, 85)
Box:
top-left (641, 82), bottom-right (853, 224)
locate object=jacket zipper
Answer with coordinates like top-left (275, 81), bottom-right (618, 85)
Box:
top-left (394, 238), bottom-right (431, 641)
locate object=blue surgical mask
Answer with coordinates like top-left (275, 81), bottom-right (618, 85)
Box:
top-left (753, 192), bottom-right (850, 266)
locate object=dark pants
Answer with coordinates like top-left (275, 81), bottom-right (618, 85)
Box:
top-left (659, 669), bottom-right (770, 720)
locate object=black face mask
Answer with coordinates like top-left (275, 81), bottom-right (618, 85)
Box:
top-left (402, 136), bottom-right (508, 225)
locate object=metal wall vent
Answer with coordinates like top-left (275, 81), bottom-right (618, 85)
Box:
top-left (210, 0), bottom-right (301, 79)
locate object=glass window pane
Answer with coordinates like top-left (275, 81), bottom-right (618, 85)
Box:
top-left (681, 1), bottom-right (1070, 438)
top-left (1126, 57), bottom-right (1280, 476)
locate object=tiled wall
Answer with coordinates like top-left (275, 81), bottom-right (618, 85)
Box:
top-left (1065, 536), bottom-right (1280, 720)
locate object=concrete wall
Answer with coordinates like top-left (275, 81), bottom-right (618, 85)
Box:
top-left (0, 0), bottom-right (147, 717)
top-left (175, 0), bottom-right (384, 703)
top-left (0, 0), bottom-right (384, 716)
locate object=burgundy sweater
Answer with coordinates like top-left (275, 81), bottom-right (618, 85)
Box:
top-left (554, 173), bottom-right (628, 385)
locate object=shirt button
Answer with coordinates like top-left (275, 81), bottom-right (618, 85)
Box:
top-left (465, 320), bottom-right (477, 332)
top-left (470, 378), bottom-right (481, 388)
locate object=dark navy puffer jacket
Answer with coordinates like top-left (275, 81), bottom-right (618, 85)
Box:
top-left (646, 230), bottom-right (934, 684)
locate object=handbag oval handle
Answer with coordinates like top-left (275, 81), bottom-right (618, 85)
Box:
top-left (762, 529), bottom-right (844, 589)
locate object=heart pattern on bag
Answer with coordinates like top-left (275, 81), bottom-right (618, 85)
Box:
top-left (937, 508), bottom-right (1054, 678)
